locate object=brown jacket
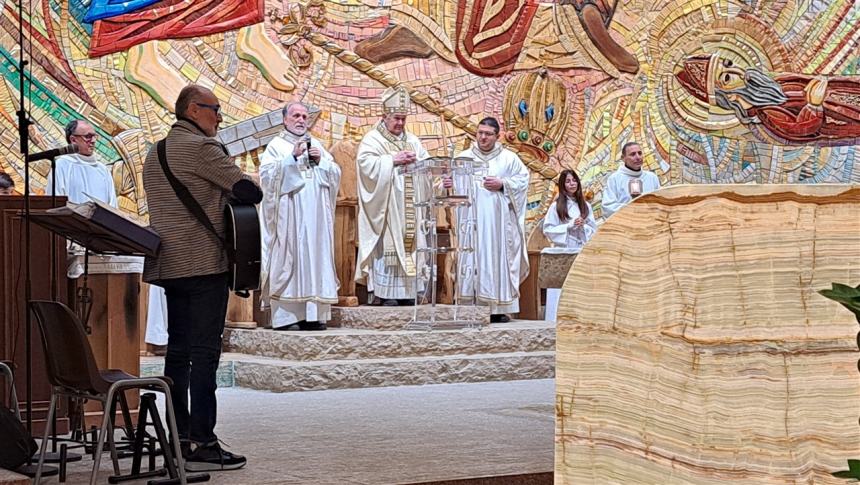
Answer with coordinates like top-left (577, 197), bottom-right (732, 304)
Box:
top-left (142, 120), bottom-right (248, 282)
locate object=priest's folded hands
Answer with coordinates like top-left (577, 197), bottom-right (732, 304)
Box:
top-left (393, 150), bottom-right (416, 165)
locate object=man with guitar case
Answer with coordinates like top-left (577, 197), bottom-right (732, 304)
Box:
top-left (142, 85), bottom-right (262, 473)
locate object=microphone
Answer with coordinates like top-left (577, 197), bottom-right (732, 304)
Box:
top-left (27, 144), bottom-right (79, 162)
top-left (305, 136), bottom-right (316, 166)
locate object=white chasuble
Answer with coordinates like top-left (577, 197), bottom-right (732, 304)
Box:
top-left (260, 131), bottom-right (341, 326)
top-left (355, 124), bottom-right (429, 300)
top-left (600, 165), bottom-right (660, 218)
top-left (455, 144), bottom-right (530, 314)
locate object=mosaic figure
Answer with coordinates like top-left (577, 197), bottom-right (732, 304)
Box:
top-left (676, 54), bottom-right (860, 145)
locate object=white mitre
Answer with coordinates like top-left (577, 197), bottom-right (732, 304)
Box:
top-left (381, 86), bottom-right (411, 114)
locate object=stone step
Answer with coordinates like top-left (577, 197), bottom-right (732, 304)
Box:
top-left (224, 321), bottom-right (555, 361)
top-left (330, 304), bottom-right (490, 330)
top-left (226, 350), bottom-right (556, 392)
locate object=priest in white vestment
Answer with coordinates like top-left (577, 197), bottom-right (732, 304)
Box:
top-left (355, 86), bottom-right (430, 306)
top-left (47, 119), bottom-right (141, 278)
top-left (260, 102), bottom-right (341, 330)
top-left (601, 141), bottom-right (660, 218)
top-left (46, 120), bottom-right (117, 207)
top-left (448, 117), bottom-right (530, 322)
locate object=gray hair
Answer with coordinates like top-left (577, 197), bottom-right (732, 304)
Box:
top-left (715, 68), bottom-right (788, 123)
top-left (282, 102), bottom-right (307, 118)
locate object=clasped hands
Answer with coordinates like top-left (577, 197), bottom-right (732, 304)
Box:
top-left (393, 150), bottom-right (417, 166)
top-left (292, 143), bottom-right (321, 163)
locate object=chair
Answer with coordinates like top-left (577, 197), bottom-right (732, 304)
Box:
top-left (29, 300), bottom-right (187, 485)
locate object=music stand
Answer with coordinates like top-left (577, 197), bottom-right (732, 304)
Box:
top-left (29, 202), bottom-right (160, 331)
top-left (28, 202), bottom-right (160, 257)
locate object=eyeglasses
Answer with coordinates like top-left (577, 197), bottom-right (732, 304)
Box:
top-left (72, 133), bottom-right (98, 141)
top-left (194, 102), bottom-right (222, 115)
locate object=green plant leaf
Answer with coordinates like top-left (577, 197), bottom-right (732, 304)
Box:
top-left (832, 470), bottom-right (858, 479)
top-left (818, 283), bottom-right (860, 321)
top-left (832, 459), bottom-right (860, 480)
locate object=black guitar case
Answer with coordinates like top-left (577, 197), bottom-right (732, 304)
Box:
top-left (156, 139), bottom-right (260, 297)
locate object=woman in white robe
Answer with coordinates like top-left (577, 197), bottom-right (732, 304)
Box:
top-left (541, 169), bottom-right (597, 321)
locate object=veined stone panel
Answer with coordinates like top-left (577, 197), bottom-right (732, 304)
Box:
top-left (555, 185), bottom-right (860, 484)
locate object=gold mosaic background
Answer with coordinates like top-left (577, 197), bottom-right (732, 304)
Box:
top-left (0, 0), bottom-right (857, 228)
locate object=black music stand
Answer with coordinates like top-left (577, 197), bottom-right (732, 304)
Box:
top-left (28, 203), bottom-right (160, 258)
top-left (29, 202), bottom-right (160, 332)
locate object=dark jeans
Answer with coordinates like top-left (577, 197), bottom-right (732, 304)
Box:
top-left (159, 272), bottom-right (229, 444)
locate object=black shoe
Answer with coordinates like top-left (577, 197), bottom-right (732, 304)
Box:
top-left (490, 314), bottom-right (510, 323)
top-left (274, 321), bottom-right (305, 331)
top-left (184, 441), bottom-right (246, 472)
top-left (397, 299), bottom-right (415, 306)
top-left (299, 321), bottom-right (327, 331)
top-left (382, 299), bottom-right (399, 307)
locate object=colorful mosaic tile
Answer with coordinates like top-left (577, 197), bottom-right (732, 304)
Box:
top-left (0, 0), bottom-right (855, 227)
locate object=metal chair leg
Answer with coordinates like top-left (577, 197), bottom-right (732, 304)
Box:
top-left (106, 403), bottom-right (121, 476)
top-left (90, 389), bottom-right (116, 485)
top-left (34, 393), bottom-right (58, 483)
top-left (160, 383), bottom-right (188, 485)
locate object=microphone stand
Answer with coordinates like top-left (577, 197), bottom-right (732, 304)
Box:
top-left (14, 0), bottom-right (58, 477)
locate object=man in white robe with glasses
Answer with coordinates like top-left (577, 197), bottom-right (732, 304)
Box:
top-left (445, 117), bottom-right (530, 323)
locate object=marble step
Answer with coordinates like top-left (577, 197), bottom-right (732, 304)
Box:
top-left (226, 350), bottom-right (556, 392)
top-left (224, 321), bottom-right (556, 361)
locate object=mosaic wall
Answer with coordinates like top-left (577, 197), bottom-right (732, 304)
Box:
top-left (0, 0), bottom-right (857, 227)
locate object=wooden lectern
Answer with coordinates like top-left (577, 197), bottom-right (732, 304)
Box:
top-left (0, 196), bottom-right (69, 434)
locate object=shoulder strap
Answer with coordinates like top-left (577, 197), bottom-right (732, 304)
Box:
top-left (156, 139), bottom-right (224, 247)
